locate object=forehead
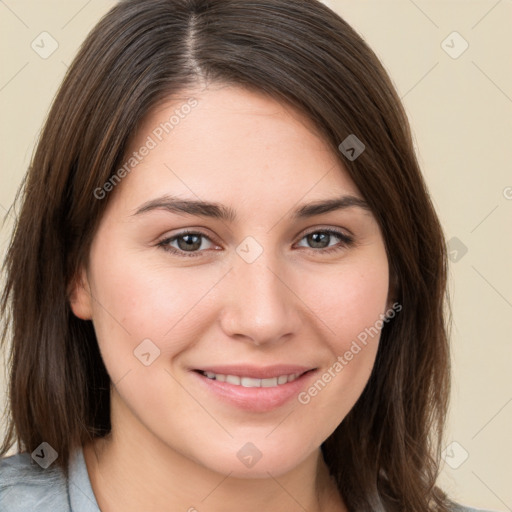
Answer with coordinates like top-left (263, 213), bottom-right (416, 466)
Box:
top-left (111, 84), bottom-right (362, 214)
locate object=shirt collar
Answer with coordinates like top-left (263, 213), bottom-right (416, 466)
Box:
top-left (67, 444), bottom-right (101, 511)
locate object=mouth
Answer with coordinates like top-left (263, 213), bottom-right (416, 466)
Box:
top-left (193, 369), bottom-right (314, 388)
top-left (190, 366), bottom-right (318, 412)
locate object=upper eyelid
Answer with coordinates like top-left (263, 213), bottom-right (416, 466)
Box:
top-left (300, 226), bottom-right (352, 238)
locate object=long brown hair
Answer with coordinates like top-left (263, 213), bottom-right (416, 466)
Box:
top-left (1, 0), bottom-right (454, 510)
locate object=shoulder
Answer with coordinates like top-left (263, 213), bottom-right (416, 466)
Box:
top-left (0, 451), bottom-right (69, 512)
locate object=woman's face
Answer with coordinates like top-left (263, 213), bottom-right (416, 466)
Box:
top-left (72, 84), bottom-right (392, 478)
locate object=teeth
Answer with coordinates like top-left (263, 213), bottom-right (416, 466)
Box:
top-left (277, 375), bottom-right (288, 385)
top-left (225, 375), bottom-right (240, 385)
top-left (201, 371), bottom-right (303, 387)
top-left (261, 377), bottom-right (277, 387)
top-left (241, 377), bottom-right (261, 387)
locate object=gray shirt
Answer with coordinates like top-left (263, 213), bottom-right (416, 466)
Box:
top-left (0, 445), bottom-right (99, 511)
top-left (0, 445), bottom-right (498, 511)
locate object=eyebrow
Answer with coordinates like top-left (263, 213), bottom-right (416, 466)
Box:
top-left (132, 194), bottom-right (371, 222)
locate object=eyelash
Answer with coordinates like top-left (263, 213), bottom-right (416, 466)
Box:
top-left (156, 228), bottom-right (354, 258)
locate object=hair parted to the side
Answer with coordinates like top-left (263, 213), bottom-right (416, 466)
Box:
top-left (1, 0), bottom-right (454, 510)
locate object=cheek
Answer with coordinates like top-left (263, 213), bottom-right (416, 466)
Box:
top-left (294, 255), bottom-right (388, 411)
top-left (86, 239), bottom-right (223, 377)
top-left (302, 255), bottom-right (389, 348)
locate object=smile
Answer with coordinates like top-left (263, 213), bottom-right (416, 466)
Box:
top-left (198, 370), bottom-right (304, 387)
top-left (192, 368), bottom-right (318, 412)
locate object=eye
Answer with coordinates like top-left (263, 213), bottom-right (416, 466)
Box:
top-left (295, 228), bottom-right (354, 254)
top-left (157, 230), bottom-right (218, 257)
top-left (157, 227), bottom-right (354, 258)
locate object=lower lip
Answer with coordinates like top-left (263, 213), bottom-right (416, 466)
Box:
top-left (191, 370), bottom-right (318, 413)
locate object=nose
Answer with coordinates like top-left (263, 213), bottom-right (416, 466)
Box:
top-left (218, 251), bottom-right (303, 347)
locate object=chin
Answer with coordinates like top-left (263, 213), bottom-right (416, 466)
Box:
top-left (189, 439), bottom-right (316, 479)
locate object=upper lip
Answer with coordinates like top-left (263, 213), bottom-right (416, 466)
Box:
top-left (193, 364), bottom-right (316, 379)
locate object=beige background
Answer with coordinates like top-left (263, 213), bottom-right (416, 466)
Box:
top-left (0, 1), bottom-right (511, 510)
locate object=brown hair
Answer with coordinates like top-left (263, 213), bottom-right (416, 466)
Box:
top-left (1, 0), bottom-right (454, 510)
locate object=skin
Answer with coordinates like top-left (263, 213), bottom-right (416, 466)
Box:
top-left (71, 83), bottom-right (393, 512)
